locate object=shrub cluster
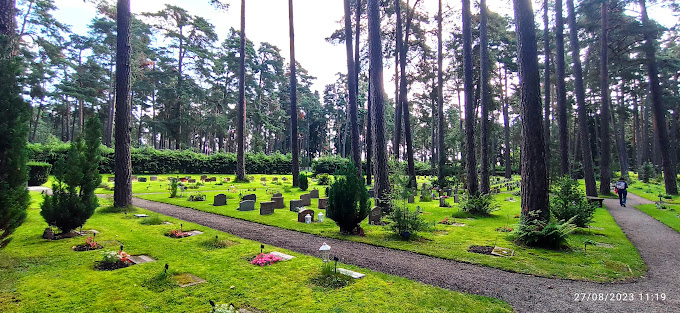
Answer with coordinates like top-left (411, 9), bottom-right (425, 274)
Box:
top-left (461, 193), bottom-right (499, 216)
top-left (549, 176), bottom-right (595, 227)
top-left (298, 173), bottom-right (309, 191)
top-left (27, 161), bottom-right (51, 186)
top-left (511, 213), bottom-right (576, 249)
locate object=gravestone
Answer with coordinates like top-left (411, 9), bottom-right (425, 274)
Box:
top-left (225, 177), bottom-right (231, 182)
top-left (238, 200), bottom-right (255, 211)
top-left (298, 209), bottom-right (314, 223)
top-left (369, 207), bottom-right (382, 225)
top-left (150, 176), bottom-right (158, 181)
top-left (242, 194), bottom-right (257, 201)
top-left (260, 201), bottom-right (275, 215)
top-left (282, 177), bottom-right (288, 181)
top-left (453, 194), bottom-right (460, 203)
top-left (310, 189), bottom-right (320, 199)
top-left (201, 175), bottom-right (208, 180)
top-left (368, 189), bottom-right (375, 198)
top-left (290, 199), bottom-right (303, 212)
top-left (188, 179), bottom-right (196, 183)
top-left (300, 194), bottom-right (311, 206)
top-left (272, 193), bottom-right (282, 197)
top-left (272, 177), bottom-right (278, 182)
top-left (408, 195), bottom-right (415, 203)
top-left (249, 176), bottom-right (255, 181)
top-left (439, 197), bottom-right (448, 207)
top-left (213, 194), bottom-right (227, 206)
top-left (271, 196), bottom-right (285, 208)
top-left (108, 177), bottom-right (115, 182)
top-left (42, 228), bottom-right (54, 240)
top-left (139, 177), bottom-right (147, 182)
top-left (446, 189), bottom-right (452, 197)
top-left (261, 177), bottom-right (267, 182)
top-left (318, 197), bottom-right (328, 210)
top-left (131, 175), bottom-right (138, 181)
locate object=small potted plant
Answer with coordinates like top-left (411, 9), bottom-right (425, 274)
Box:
top-left (72, 236), bottom-right (103, 251)
top-left (95, 250), bottom-right (132, 270)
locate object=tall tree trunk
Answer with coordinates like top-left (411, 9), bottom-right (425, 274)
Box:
top-left (437, 0), bottom-right (446, 187)
top-left (479, 0), bottom-right (490, 194)
top-left (599, 0), bottom-right (612, 193)
top-left (513, 0), bottom-right (549, 221)
top-left (113, 0), bottom-right (132, 208)
top-left (393, 5), bottom-right (402, 158)
top-left (567, 0), bottom-right (597, 196)
top-left (31, 99), bottom-right (43, 142)
top-left (639, 0), bottom-right (677, 194)
top-left (543, 0), bottom-right (551, 176)
top-left (289, 0), bottom-right (299, 186)
top-left (463, 0), bottom-right (478, 194)
top-left (633, 91), bottom-right (641, 170)
top-left (236, 0), bottom-right (247, 181)
top-left (555, 0), bottom-right (569, 175)
top-left (344, 0), bottom-right (361, 176)
top-left (366, 77), bottom-right (373, 185)
top-left (367, 0), bottom-right (390, 208)
top-left (503, 67), bottom-right (512, 179)
top-left (642, 88), bottom-right (650, 163)
top-left (616, 84), bottom-right (629, 176)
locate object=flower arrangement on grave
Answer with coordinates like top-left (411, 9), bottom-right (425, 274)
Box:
top-left (188, 192), bottom-right (206, 201)
top-left (95, 250), bottom-right (131, 270)
top-left (495, 225), bottom-right (514, 232)
top-left (439, 217), bottom-right (454, 225)
top-left (250, 253), bottom-right (282, 266)
top-left (72, 236), bottom-right (103, 251)
top-left (166, 229), bottom-right (190, 238)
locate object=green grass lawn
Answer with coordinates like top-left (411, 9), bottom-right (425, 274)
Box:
top-left (634, 203), bottom-right (680, 233)
top-left (0, 193), bottom-right (511, 313)
top-left (127, 174), bottom-right (645, 282)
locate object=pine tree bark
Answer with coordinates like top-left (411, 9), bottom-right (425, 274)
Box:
top-left (503, 67), bottom-right (512, 179)
top-left (366, 77), bottom-right (373, 185)
top-left (480, 0), bottom-right (490, 194)
top-left (367, 0), bottom-right (390, 207)
top-left (113, 0), bottom-right (132, 208)
top-left (393, 1), bottom-right (403, 158)
top-left (437, 0), bottom-right (446, 187)
top-left (543, 0), bottom-right (551, 176)
top-left (236, 0), bottom-right (247, 181)
top-left (289, 0), bottom-right (299, 186)
top-left (344, 0), bottom-right (361, 176)
top-left (513, 0), bottom-right (549, 221)
top-left (639, 0), bottom-right (677, 194)
top-left (463, 0), bottom-right (478, 194)
top-left (395, 0), bottom-right (417, 186)
top-left (599, 0), bottom-right (612, 194)
top-left (555, 0), bottom-right (569, 176)
top-left (566, 0), bottom-right (597, 196)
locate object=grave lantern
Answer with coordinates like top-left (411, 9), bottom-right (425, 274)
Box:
top-left (305, 214), bottom-right (312, 224)
top-left (317, 212), bottom-right (324, 223)
top-left (319, 242), bottom-right (331, 263)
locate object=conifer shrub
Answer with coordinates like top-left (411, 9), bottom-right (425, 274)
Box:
top-left (298, 173), bottom-right (309, 191)
top-left (40, 118), bottom-right (102, 234)
top-left (326, 163), bottom-right (370, 234)
top-left (549, 176), bottom-right (595, 227)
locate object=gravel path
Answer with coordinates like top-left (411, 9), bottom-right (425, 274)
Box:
top-left (130, 193), bottom-right (679, 313)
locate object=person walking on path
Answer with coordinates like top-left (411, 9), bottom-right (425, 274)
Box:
top-left (615, 177), bottom-right (628, 207)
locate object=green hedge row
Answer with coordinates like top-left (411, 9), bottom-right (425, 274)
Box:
top-left (27, 161), bottom-right (51, 186)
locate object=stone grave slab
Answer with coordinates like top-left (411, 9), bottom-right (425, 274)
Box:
top-left (175, 273), bottom-right (207, 288)
top-left (272, 177), bottom-right (278, 182)
top-left (134, 214), bottom-right (150, 218)
top-left (318, 198), bottom-right (328, 210)
top-left (368, 189), bottom-right (375, 197)
top-left (290, 199), bottom-right (303, 212)
top-left (271, 196), bottom-right (285, 209)
top-left (297, 209), bottom-right (314, 223)
top-left (272, 193), bottom-right (282, 197)
top-left (369, 207), bottom-right (382, 225)
top-left (337, 268), bottom-right (365, 279)
top-left (238, 200), bottom-right (255, 211)
top-left (261, 177), bottom-right (267, 182)
top-left (128, 255), bottom-right (156, 264)
top-left (491, 246), bottom-right (514, 257)
top-left (214, 194), bottom-right (227, 206)
top-left (76, 229), bottom-right (100, 235)
top-left (188, 179), bottom-right (196, 183)
top-left (186, 230), bottom-right (203, 236)
top-left (225, 177), bottom-right (231, 182)
top-left (138, 177), bottom-right (147, 182)
top-left (300, 194), bottom-right (312, 206)
top-left (108, 177), bottom-right (115, 182)
top-left (269, 251), bottom-right (295, 261)
top-left (131, 175), bottom-right (138, 181)
top-left (150, 176), bottom-right (158, 181)
top-left (310, 189), bottom-right (320, 199)
top-left (242, 194), bottom-right (257, 201)
top-left (260, 201), bottom-right (275, 215)
top-left (282, 177), bottom-right (288, 181)
top-left (201, 175), bottom-right (208, 180)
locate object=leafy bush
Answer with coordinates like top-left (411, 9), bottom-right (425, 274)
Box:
top-left (27, 161), bottom-right (51, 186)
top-left (326, 163), bottom-right (370, 234)
top-left (461, 193), bottom-right (499, 216)
top-left (298, 173), bottom-right (309, 191)
top-left (169, 179), bottom-right (179, 198)
top-left (40, 118), bottom-right (102, 234)
top-left (387, 206), bottom-right (433, 239)
top-left (549, 176), bottom-right (596, 227)
top-left (317, 173), bottom-right (331, 185)
top-left (511, 212), bottom-right (576, 249)
top-left (312, 156), bottom-right (352, 174)
top-left (188, 193), bottom-right (206, 202)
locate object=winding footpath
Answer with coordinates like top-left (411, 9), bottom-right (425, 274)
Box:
top-left (129, 193), bottom-right (679, 312)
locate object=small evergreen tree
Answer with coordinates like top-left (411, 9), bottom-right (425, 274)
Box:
top-left (0, 35), bottom-right (31, 248)
top-left (41, 118), bottom-right (102, 234)
top-left (298, 173), bottom-right (309, 191)
top-left (549, 176), bottom-right (595, 227)
top-left (326, 163), bottom-right (370, 233)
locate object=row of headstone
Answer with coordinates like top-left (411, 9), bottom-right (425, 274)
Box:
top-left (108, 176), bottom-right (159, 183)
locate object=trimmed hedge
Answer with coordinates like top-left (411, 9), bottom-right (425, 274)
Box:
top-left (27, 161), bottom-right (51, 186)
top-left (27, 144), bottom-right (292, 174)
top-left (311, 155), bottom-right (445, 177)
